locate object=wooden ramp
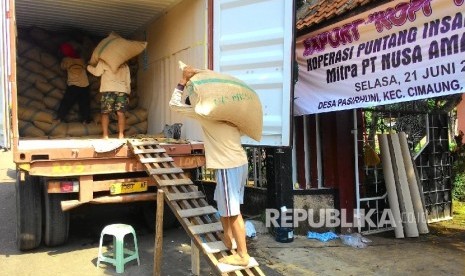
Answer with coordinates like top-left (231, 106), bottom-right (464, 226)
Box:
top-left (127, 139), bottom-right (264, 276)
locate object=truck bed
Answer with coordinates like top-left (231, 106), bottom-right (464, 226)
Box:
top-left (15, 138), bottom-right (205, 176)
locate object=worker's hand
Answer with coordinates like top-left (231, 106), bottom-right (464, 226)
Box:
top-left (180, 65), bottom-right (198, 85)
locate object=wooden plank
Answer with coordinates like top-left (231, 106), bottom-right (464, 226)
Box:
top-left (139, 157), bottom-right (173, 164)
top-left (149, 168), bottom-right (183, 175)
top-left (178, 206), bottom-right (217, 218)
top-left (217, 257), bottom-right (259, 273)
top-left (128, 140), bottom-right (158, 146)
top-left (189, 222), bottom-right (223, 235)
top-left (202, 241), bottom-right (235, 254)
top-left (166, 191), bottom-right (205, 201)
top-left (157, 178), bottom-right (193, 186)
top-left (154, 190), bottom-right (164, 276)
top-left (191, 240), bottom-right (200, 276)
top-left (132, 148), bottom-right (166, 154)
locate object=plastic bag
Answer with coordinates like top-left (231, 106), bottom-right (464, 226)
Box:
top-left (339, 233), bottom-right (372, 248)
top-left (245, 220), bottom-right (257, 238)
top-left (307, 231), bottom-right (339, 242)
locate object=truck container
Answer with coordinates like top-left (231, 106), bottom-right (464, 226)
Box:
top-left (0, 0), bottom-right (294, 251)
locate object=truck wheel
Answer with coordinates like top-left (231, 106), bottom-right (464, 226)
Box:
top-left (43, 183), bottom-right (70, 247)
top-left (142, 201), bottom-right (178, 231)
top-left (15, 170), bottom-right (43, 251)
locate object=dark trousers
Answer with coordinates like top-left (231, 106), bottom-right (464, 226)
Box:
top-left (57, 85), bottom-right (91, 122)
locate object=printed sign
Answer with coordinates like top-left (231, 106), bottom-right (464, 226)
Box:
top-left (295, 0), bottom-right (465, 115)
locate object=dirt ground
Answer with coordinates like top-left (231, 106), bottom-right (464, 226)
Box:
top-left (248, 221), bottom-right (465, 276)
top-left (1, 150), bottom-right (464, 275)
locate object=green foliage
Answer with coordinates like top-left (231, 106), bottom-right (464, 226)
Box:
top-left (452, 172), bottom-right (465, 201)
top-left (451, 132), bottom-right (465, 201)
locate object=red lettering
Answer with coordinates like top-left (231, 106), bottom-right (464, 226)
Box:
top-left (407, 0), bottom-right (432, 21)
top-left (302, 19), bottom-right (364, 56)
top-left (328, 27), bottom-right (341, 47)
top-left (389, 3), bottom-right (409, 26)
top-left (369, 0), bottom-right (432, 33)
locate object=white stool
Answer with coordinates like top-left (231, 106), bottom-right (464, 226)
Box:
top-left (97, 224), bottom-right (140, 273)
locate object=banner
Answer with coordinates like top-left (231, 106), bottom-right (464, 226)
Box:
top-left (295, 0), bottom-right (465, 115)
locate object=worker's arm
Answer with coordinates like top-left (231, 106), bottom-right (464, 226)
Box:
top-left (86, 61), bottom-right (104, 77)
top-left (169, 66), bottom-right (199, 117)
top-left (169, 83), bottom-right (196, 117)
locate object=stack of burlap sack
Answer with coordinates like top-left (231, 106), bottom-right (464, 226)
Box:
top-left (180, 61), bottom-right (263, 141)
top-left (16, 27), bottom-right (148, 138)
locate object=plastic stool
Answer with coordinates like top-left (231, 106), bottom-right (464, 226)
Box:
top-left (97, 224), bottom-right (140, 273)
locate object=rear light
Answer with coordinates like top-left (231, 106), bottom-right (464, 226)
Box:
top-left (60, 181), bottom-right (79, 193)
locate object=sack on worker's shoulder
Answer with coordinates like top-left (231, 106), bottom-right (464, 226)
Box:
top-left (185, 70), bottom-right (263, 141)
top-left (89, 32), bottom-right (147, 73)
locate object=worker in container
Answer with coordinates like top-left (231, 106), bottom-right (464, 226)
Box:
top-left (87, 60), bottom-right (130, 139)
top-left (169, 64), bottom-right (251, 267)
top-left (56, 42), bottom-right (92, 124)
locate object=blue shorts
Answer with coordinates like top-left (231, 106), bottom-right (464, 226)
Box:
top-left (214, 164), bottom-right (247, 217)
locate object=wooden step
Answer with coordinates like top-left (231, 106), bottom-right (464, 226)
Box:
top-left (139, 157), bottom-right (174, 163)
top-left (127, 140), bottom-right (158, 146)
top-left (127, 140), bottom-right (264, 275)
top-left (166, 191), bottom-right (205, 201)
top-left (201, 241), bottom-right (236, 254)
top-left (157, 178), bottom-right (193, 186)
top-left (132, 148), bottom-right (166, 154)
top-left (149, 167), bottom-right (183, 175)
top-left (178, 206), bottom-right (217, 218)
top-left (189, 222), bottom-right (223, 235)
top-left (217, 257), bottom-right (259, 273)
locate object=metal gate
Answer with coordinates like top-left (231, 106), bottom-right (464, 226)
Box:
top-left (355, 107), bottom-right (453, 234)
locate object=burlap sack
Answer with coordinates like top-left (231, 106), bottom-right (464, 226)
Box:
top-left (92, 113), bottom-right (102, 124)
top-left (66, 122), bottom-right (102, 136)
top-left (20, 87), bottom-right (47, 101)
top-left (17, 81), bottom-right (32, 93)
top-left (93, 93), bottom-right (102, 103)
top-left (35, 81), bottom-right (57, 95)
top-left (90, 100), bottom-right (100, 110)
top-left (46, 88), bottom-right (64, 99)
top-left (18, 96), bottom-right (46, 110)
top-left (43, 96), bottom-right (60, 110)
top-left (18, 107), bottom-right (54, 123)
top-left (17, 39), bottom-right (33, 55)
top-left (108, 107), bottom-right (146, 125)
top-left (34, 121), bottom-right (67, 137)
top-left (125, 108), bottom-right (147, 125)
top-left (89, 32), bottom-right (147, 72)
top-left (124, 121), bottom-right (148, 136)
top-left (22, 60), bottom-right (66, 90)
top-left (17, 67), bottom-right (47, 85)
top-left (109, 120), bottom-right (147, 135)
top-left (66, 110), bottom-right (80, 122)
top-left (21, 45), bottom-right (61, 75)
top-left (185, 70), bottom-right (263, 141)
top-left (19, 120), bottom-right (46, 137)
top-left (128, 94), bottom-right (139, 110)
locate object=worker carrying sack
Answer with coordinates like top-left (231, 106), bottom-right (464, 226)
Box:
top-left (182, 62), bottom-right (263, 141)
top-left (90, 32), bottom-right (147, 73)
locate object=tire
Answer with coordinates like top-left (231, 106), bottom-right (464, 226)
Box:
top-left (43, 181), bottom-right (70, 247)
top-left (142, 201), bottom-right (178, 231)
top-left (15, 170), bottom-right (43, 251)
